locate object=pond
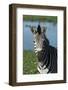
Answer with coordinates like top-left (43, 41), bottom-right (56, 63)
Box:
top-left (23, 21), bottom-right (57, 50)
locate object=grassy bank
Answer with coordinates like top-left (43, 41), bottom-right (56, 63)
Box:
top-left (23, 50), bottom-right (38, 74)
top-left (23, 15), bottom-right (57, 23)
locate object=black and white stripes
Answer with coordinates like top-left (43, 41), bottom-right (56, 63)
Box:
top-left (33, 37), bottom-right (57, 74)
top-left (31, 24), bottom-right (57, 74)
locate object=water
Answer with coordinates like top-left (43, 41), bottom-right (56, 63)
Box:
top-left (23, 21), bottom-right (57, 50)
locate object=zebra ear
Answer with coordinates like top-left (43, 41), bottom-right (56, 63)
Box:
top-left (42, 27), bottom-right (46, 33)
top-left (31, 27), bottom-right (37, 34)
top-left (31, 27), bottom-right (34, 33)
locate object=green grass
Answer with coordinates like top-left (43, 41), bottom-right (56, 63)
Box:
top-left (23, 50), bottom-right (38, 74)
top-left (23, 15), bottom-right (57, 23)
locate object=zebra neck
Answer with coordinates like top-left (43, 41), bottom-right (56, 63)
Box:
top-left (37, 48), bottom-right (50, 74)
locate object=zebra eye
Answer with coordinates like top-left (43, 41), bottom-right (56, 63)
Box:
top-left (33, 41), bottom-right (35, 43)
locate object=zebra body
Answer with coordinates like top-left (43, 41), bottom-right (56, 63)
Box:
top-left (34, 38), bottom-right (57, 74)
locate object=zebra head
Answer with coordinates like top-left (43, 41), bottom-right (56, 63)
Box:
top-left (31, 25), bottom-right (48, 55)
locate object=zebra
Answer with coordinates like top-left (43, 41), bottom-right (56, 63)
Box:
top-left (26, 24), bottom-right (57, 74)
